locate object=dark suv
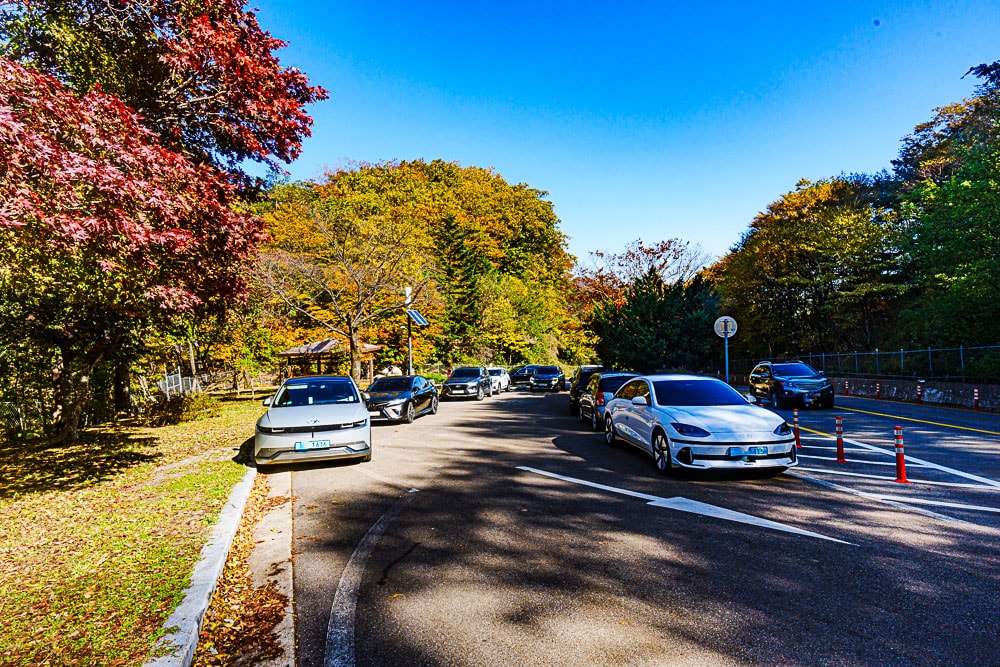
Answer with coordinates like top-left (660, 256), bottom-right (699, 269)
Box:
top-left (529, 365), bottom-right (565, 392)
top-left (749, 361), bottom-right (834, 409)
top-left (567, 364), bottom-right (604, 415)
top-left (442, 366), bottom-right (493, 400)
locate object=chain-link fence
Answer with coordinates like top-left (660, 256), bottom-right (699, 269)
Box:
top-left (734, 345), bottom-right (1000, 383)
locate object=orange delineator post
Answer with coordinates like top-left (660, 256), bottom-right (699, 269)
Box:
top-left (894, 425), bottom-right (910, 484)
top-left (974, 387), bottom-right (979, 412)
top-left (835, 415), bottom-right (846, 463)
top-left (876, 382), bottom-right (881, 400)
top-left (845, 380), bottom-right (850, 396)
top-left (793, 408), bottom-right (801, 449)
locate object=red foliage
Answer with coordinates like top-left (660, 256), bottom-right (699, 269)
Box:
top-left (0, 56), bottom-right (266, 312)
top-left (159, 0), bottom-right (329, 169)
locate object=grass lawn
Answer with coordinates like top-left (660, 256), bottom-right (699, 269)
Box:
top-left (0, 394), bottom-right (264, 666)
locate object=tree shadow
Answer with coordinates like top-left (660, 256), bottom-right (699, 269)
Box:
top-left (0, 430), bottom-right (162, 499)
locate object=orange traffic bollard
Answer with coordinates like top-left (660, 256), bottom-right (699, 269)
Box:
top-left (974, 387), bottom-right (979, 412)
top-left (793, 408), bottom-right (801, 449)
top-left (835, 415), bottom-right (846, 463)
top-left (894, 426), bottom-right (909, 483)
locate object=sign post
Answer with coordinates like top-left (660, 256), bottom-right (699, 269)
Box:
top-left (713, 316), bottom-right (738, 385)
top-left (404, 294), bottom-right (429, 377)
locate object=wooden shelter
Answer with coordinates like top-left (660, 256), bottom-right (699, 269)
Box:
top-left (277, 338), bottom-right (382, 379)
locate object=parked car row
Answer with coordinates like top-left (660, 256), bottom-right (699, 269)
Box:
top-left (253, 359), bottom-right (831, 472)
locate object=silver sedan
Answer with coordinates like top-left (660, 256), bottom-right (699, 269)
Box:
top-left (255, 376), bottom-right (371, 467)
top-left (603, 374), bottom-right (796, 474)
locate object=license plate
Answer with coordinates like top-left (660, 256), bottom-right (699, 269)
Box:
top-left (295, 439), bottom-right (331, 451)
top-left (748, 446), bottom-right (767, 456)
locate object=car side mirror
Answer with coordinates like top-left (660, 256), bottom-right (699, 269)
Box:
top-left (744, 393), bottom-right (757, 405)
top-left (631, 395), bottom-right (649, 407)
top-left (362, 392), bottom-right (370, 401)
top-left (262, 395), bottom-right (273, 406)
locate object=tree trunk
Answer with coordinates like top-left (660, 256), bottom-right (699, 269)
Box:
top-left (51, 342), bottom-right (95, 443)
top-left (114, 357), bottom-right (131, 417)
top-left (349, 327), bottom-right (362, 383)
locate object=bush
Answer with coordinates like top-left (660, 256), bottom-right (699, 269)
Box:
top-left (142, 392), bottom-right (221, 427)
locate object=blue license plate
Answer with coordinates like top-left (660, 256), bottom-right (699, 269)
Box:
top-left (748, 446), bottom-right (767, 456)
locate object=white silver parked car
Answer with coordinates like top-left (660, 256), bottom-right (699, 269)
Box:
top-left (603, 374), bottom-right (796, 474)
top-left (255, 376), bottom-right (371, 467)
top-left (487, 367), bottom-right (511, 393)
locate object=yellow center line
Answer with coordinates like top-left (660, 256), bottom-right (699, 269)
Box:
top-left (829, 406), bottom-right (1000, 436)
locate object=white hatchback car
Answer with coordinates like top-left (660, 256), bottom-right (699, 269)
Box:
top-left (603, 374), bottom-right (796, 474)
top-left (255, 376), bottom-right (371, 467)
top-left (487, 367), bottom-right (511, 393)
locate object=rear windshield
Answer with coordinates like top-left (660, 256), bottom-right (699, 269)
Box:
top-left (368, 377), bottom-right (411, 392)
top-left (599, 374), bottom-right (637, 392)
top-left (488, 369), bottom-right (504, 376)
top-left (537, 366), bottom-right (560, 374)
top-left (450, 368), bottom-right (479, 378)
top-left (652, 379), bottom-right (746, 407)
top-left (772, 363), bottom-right (819, 377)
top-left (272, 378), bottom-right (359, 406)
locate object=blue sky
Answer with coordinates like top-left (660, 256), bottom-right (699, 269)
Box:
top-left (253, 1), bottom-right (1000, 263)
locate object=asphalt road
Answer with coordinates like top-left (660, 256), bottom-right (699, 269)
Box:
top-left (276, 390), bottom-right (1000, 667)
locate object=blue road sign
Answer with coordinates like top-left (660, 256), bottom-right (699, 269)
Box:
top-left (406, 309), bottom-right (429, 326)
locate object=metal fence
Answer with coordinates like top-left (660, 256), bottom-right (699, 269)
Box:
top-left (734, 345), bottom-right (1000, 383)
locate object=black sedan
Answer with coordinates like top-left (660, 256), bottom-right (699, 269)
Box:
top-left (748, 361), bottom-right (834, 409)
top-left (510, 364), bottom-right (542, 387)
top-left (365, 375), bottom-right (439, 423)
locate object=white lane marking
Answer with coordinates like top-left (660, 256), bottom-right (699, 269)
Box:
top-left (324, 489), bottom-right (419, 667)
top-left (794, 466), bottom-right (996, 489)
top-left (517, 466), bottom-right (852, 545)
top-left (786, 471), bottom-right (972, 523)
top-left (807, 434), bottom-right (1000, 489)
top-left (870, 495), bottom-right (1000, 514)
top-left (798, 454), bottom-right (929, 467)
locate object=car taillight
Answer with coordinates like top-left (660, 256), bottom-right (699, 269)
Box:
top-left (595, 393), bottom-right (605, 407)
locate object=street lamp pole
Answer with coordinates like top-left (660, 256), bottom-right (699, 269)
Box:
top-left (405, 286), bottom-right (413, 375)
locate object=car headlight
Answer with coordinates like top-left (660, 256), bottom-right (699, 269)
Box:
top-left (670, 422), bottom-right (710, 437)
top-left (345, 419), bottom-right (368, 428)
top-left (774, 423), bottom-right (792, 436)
top-left (257, 424), bottom-right (273, 434)
top-left (385, 397), bottom-right (407, 406)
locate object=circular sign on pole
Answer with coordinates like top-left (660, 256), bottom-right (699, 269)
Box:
top-left (714, 316), bottom-right (737, 338)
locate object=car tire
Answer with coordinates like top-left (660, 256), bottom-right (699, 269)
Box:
top-left (770, 389), bottom-right (784, 410)
top-left (403, 402), bottom-right (415, 424)
top-left (430, 396), bottom-right (439, 414)
top-left (578, 405), bottom-right (586, 422)
top-left (604, 416), bottom-right (619, 447)
top-left (591, 409), bottom-right (600, 431)
top-left (476, 386), bottom-right (485, 400)
top-left (652, 430), bottom-right (673, 476)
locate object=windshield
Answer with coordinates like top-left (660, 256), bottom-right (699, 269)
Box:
top-left (450, 368), bottom-right (479, 379)
top-left (772, 363), bottom-right (819, 377)
top-left (368, 377), bottom-right (411, 392)
top-left (537, 366), bottom-right (560, 374)
top-left (652, 379), bottom-right (747, 407)
top-left (272, 378), bottom-right (359, 406)
top-left (488, 369), bottom-right (503, 376)
top-left (599, 374), bottom-right (637, 392)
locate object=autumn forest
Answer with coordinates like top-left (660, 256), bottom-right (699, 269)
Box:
top-left (1, 2), bottom-right (999, 441)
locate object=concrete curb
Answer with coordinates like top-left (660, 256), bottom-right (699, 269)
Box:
top-left (145, 466), bottom-right (257, 667)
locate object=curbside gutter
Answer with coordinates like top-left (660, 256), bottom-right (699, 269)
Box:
top-left (144, 467), bottom-right (257, 667)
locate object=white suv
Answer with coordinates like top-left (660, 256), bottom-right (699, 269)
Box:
top-left (487, 367), bottom-right (511, 393)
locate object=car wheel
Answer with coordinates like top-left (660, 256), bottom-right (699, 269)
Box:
top-left (403, 401), bottom-right (415, 424)
top-left (604, 416), bottom-right (619, 447)
top-left (770, 389), bottom-right (784, 410)
top-left (476, 386), bottom-right (485, 400)
top-left (591, 409), bottom-right (599, 431)
top-left (652, 430), bottom-right (673, 476)
top-left (430, 396), bottom-right (439, 414)
top-left (578, 405), bottom-right (586, 422)
top-left (487, 384), bottom-right (494, 397)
